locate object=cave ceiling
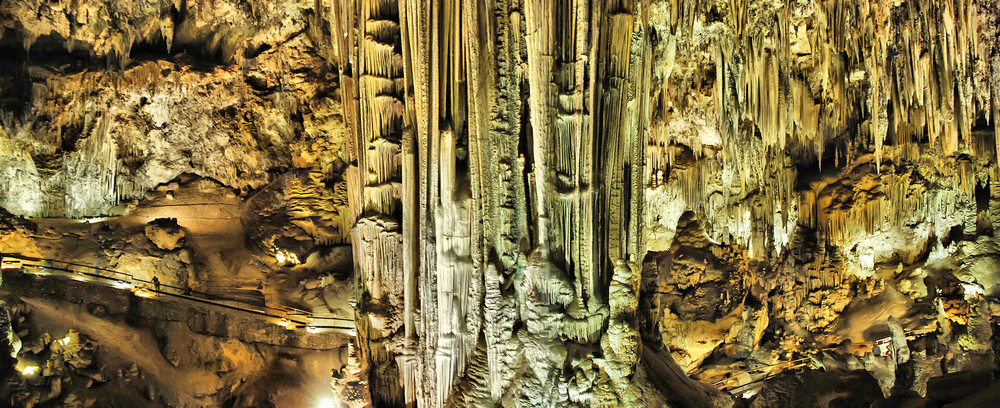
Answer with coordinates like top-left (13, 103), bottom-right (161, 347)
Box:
top-left (1, 0), bottom-right (1000, 407)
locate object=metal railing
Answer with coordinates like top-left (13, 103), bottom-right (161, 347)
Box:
top-left (0, 253), bottom-right (356, 335)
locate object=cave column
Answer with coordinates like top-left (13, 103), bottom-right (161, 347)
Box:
top-left (342, 0), bottom-right (408, 405)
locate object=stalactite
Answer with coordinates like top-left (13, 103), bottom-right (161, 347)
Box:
top-left (343, 0), bottom-right (653, 405)
top-left (336, 0), bottom-right (410, 404)
top-left (5, 0), bottom-right (989, 404)
top-left (643, 0), bottom-right (1000, 261)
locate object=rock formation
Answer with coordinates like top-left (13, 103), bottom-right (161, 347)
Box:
top-left (1, 0), bottom-right (1000, 407)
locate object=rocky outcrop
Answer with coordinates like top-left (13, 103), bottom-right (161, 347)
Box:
top-left (0, 0), bottom-right (349, 221)
top-left (346, 0), bottom-right (1000, 405)
top-left (144, 218), bottom-right (185, 250)
top-left (3, 0), bottom-right (1000, 407)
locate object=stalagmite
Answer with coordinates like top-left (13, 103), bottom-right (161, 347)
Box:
top-left (3, 0), bottom-right (1000, 406)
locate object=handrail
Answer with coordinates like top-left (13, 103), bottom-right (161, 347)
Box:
top-left (1, 252), bottom-right (356, 333)
top-left (7, 254), bottom-right (135, 279)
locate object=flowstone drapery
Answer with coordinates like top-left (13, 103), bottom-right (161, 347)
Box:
top-left (4, 0), bottom-right (1000, 406)
top-left (337, 0), bottom-right (653, 405)
top-left (335, 0), bottom-right (1000, 406)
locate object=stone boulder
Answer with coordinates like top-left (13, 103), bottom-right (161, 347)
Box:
top-left (144, 218), bottom-right (186, 251)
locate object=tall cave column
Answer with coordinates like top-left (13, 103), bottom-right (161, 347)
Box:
top-left (398, 0), bottom-right (485, 405)
top-left (343, 0), bottom-right (408, 405)
top-left (401, 0), bottom-right (532, 404)
top-left (465, 0), bottom-right (529, 401)
top-left (350, 0), bottom-right (649, 405)
top-left (592, 1), bottom-right (650, 398)
top-left (522, 0), bottom-right (648, 345)
top-left (519, 0), bottom-right (649, 403)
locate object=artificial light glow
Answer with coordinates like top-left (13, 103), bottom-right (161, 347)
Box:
top-left (317, 398), bottom-right (337, 408)
top-left (17, 363), bottom-right (38, 376)
top-left (277, 318), bottom-right (292, 327)
top-left (24, 266), bottom-right (51, 276)
top-left (58, 336), bottom-right (71, 346)
top-left (962, 282), bottom-right (985, 298)
top-left (306, 326), bottom-right (320, 334)
top-left (0, 260), bottom-right (22, 269)
top-left (113, 280), bottom-right (133, 289)
top-left (134, 289), bottom-right (154, 298)
top-left (741, 389), bottom-right (759, 399)
top-left (275, 249), bottom-right (300, 265)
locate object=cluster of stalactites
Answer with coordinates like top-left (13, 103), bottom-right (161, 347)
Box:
top-left (2, 0), bottom-right (267, 69)
top-left (648, 0), bottom-right (999, 255)
top-left (710, 0), bottom-right (997, 167)
top-left (0, 60), bottom-right (267, 218)
top-left (0, 98), bottom-right (126, 218)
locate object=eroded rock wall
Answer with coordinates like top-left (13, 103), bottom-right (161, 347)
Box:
top-left (0, 0), bottom-right (351, 230)
top-left (338, 0), bottom-right (1000, 406)
top-left (4, 0), bottom-right (1000, 407)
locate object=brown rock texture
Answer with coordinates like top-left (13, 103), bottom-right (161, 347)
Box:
top-left (144, 218), bottom-right (185, 250)
top-left (2, 0), bottom-right (1000, 407)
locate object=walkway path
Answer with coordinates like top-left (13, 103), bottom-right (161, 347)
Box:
top-left (0, 253), bottom-right (355, 336)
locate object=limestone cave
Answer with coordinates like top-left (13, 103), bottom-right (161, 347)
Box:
top-left (1, 0), bottom-right (999, 407)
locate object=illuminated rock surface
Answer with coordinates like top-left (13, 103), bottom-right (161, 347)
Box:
top-left (1, 0), bottom-right (1000, 407)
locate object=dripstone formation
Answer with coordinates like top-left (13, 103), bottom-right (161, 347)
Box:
top-left (2, 0), bottom-right (1000, 407)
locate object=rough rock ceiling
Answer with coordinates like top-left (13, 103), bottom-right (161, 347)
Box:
top-left (1, 0), bottom-right (1000, 407)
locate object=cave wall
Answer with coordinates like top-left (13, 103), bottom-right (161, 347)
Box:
top-left (336, 0), bottom-right (1000, 406)
top-left (0, 1), bottom-right (360, 405)
top-left (0, 0), bottom-right (351, 229)
top-left (3, 0), bottom-right (1000, 407)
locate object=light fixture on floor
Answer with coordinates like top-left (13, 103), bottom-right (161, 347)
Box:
top-left (275, 249), bottom-right (300, 265)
